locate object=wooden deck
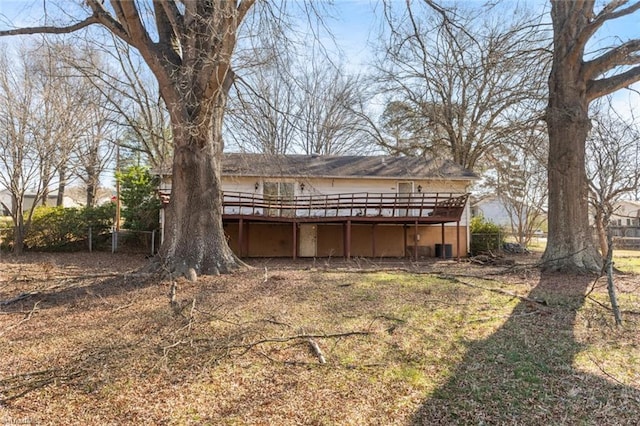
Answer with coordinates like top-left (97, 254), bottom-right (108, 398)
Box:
top-left (220, 192), bottom-right (470, 260)
top-left (222, 192), bottom-right (469, 223)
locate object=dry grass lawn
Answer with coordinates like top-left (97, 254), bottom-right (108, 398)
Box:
top-left (1, 252), bottom-right (639, 425)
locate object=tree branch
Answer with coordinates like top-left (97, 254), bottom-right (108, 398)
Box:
top-left (594, 0), bottom-right (640, 24)
top-left (238, 0), bottom-right (257, 22)
top-left (587, 64), bottom-right (640, 101)
top-left (578, 0), bottom-right (640, 52)
top-left (0, 16), bottom-right (99, 37)
top-left (582, 39), bottom-right (640, 80)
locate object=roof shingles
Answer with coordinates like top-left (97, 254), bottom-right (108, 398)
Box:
top-left (223, 154), bottom-right (477, 180)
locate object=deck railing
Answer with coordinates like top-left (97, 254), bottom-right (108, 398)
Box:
top-left (222, 191), bottom-right (469, 220)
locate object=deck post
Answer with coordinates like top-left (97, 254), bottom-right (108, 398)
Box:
top-left (292, 222), bottom-right (297, 260)
top-left (345, 219), bottom-right (352, 259)
top-left (238, 218), bottom-right (244, 257)
top-left (403, 224), bottom-right (407, 258)
top-left (441, 223), bottom-right (446, 259)
top-left (456, 220), bottom-right (461, 261)
top-left (414, 220), bottom-right (418, 261)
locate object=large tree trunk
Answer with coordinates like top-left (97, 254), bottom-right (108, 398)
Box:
top-left (542, 10), bottom-right (602, 272)
top-left (544, 102), bottom-right (601, 271)
top-left (159, 107), bottom-right (242, 277)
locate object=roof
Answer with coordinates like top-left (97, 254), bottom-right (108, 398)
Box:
top-left (615, 200), bottom-right (640, 207)
top-left (222, 153), bottom-right (477, 180)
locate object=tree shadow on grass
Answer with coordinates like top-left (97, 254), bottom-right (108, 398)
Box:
top-left (412, 272), bottom-right (640, 425)
top-left (0, 269), bottom-right (160, 313)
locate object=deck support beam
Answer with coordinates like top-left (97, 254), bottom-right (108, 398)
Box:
top-left (403, 225), bottom-right (407, 258)
top-left (238, 218), bottom-right (244, 257)
top-left (414, 221), bottom-right (419, 261)
top-left (441, 223), bottom-right (446, 259)
top-left (345, 220), bottom-right (352, 259)
top-left (456, 220), bottom-right (461, 261)
top-left (292, 222), bottom-right (297, 260)
top-left (372, 224), bottom-right (376, 257)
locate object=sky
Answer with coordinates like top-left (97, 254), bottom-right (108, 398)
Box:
top-left (0, 0), bottom-right (638, 118)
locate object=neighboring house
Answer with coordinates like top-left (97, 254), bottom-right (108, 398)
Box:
top-left (63, 187), bottom-right (115, 207)
top-left (471, 195), bottom-right (512, 227)
top-left (610, 200), bottom-right (640, 239)
top-left (0, 190), bottom-right (59, 216)
top-left (158, 153), bottom-right (477, 259)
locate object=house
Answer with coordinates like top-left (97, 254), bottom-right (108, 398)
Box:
top-left (471, 195), bottom-right (512, 227)
top-left (158, 153), bottom-right (478, 259)
top-left (610, 200), bottom-right (640, 243)
top-left (0, 190), bottom-right (59, 216)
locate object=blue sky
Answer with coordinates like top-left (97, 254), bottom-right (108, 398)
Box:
top-left (0, 0), bottom-right (638, 115)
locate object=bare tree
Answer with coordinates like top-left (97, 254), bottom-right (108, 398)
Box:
top-left (543, 0), bottom-right (640, 272)
top-left (72, 95), bottom-right (118, 207)
top-left (293, 63), bottom-right (372, 155)
top-left (0, 1), bottom-right (268, 276)
top-left (0, 44), bottom-right (82, 252)
top-left (63, 38), bottom-right (173, 170)
top-left (586, 102), bottom-right (640, 256)
top-left (374, 2), bottom-right (549, 171)
top-left (26, 42), bottom-right (88, 207)
top-left (490, 127), bottom-right (548, 247)
top-left (226, 62), bottom-right (299, 154)
top-left (227, 55), bottom-right (373, 155)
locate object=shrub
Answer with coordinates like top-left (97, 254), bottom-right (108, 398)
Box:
top-left (470, 216), bottom-right (504, 255)
top-left (116, 166), bottom-right (160, 232)
top-left (22, 204), bottom-right (115, 251)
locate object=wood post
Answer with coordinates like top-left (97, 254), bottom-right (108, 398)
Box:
top-left (345, 220), bottom-right (352, 259)
top-left (456, 220), bottom-right (461, 261)
top-left (441, 223), bottom-right (445, 259)
top-left (414, 220), bottom-right (418, 261)
top-left (238, 218), bottom-right (244, 257)
top-left (403, 224), bottom-right (407, 258)
top-left (372, 223), bottom-right (376, 257)
top-left (292, 221), bottom-right (297, 260)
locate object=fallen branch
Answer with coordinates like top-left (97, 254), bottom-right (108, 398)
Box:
top-left (587, 296), bottom-right (640, 317)
top-left (193, 330), bottom-right (372, 358)
top-left (308, 339), bottom-right (327, 364)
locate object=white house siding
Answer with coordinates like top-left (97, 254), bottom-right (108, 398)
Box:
top-left (473, 197), bottom-right (512, 227)
top-left (611, 200), bottom-right (640, 227)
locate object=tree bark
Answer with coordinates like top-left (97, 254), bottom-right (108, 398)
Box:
top-left (12, 195), bottom-right (25, 255)
top-left (543, 75), bottom-right (602, 272)
top-left (159, 106), bottom-right (241, 277)
top-left (56, 166), bottom-right (66, 207)
top-left (86, 181), bottom-right (96, 207)
top-left (542, 1), bottom-right (603, 272)
top-left (594, 209), bottom-right (608, 257)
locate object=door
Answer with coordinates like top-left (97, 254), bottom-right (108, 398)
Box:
top-left (299, 224), bottom-right (317, 257)
top-left (398, 182), bottom-right (414, 216)
top-left (264, 181), bottom-right (294, 217)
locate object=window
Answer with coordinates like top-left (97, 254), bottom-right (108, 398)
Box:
top-left (264, 182), bottom-right (294, 217)
top-left (397, 181), bottom-right (414, 216)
